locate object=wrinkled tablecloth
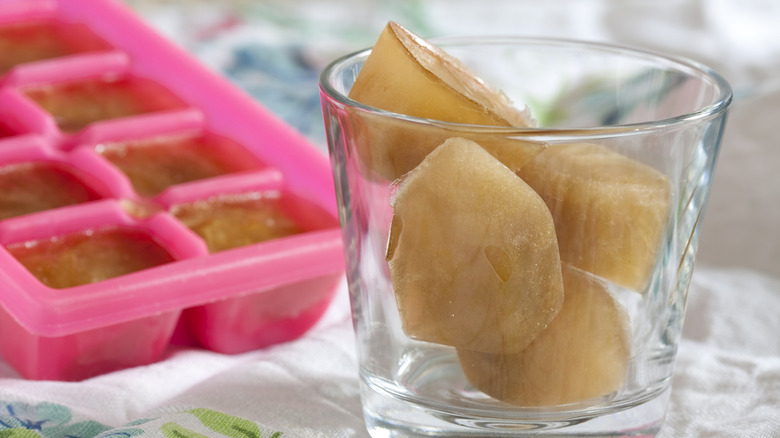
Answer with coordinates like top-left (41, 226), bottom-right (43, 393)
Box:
top-left (0, 1), bottom-right (777, 437)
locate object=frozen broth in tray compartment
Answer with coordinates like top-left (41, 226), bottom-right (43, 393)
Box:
top-left (97, 132), bottom-right (265, 197)
top-left (7, 225), bottom-right (177, 289)
top-left (0, 161), bottom-right (102, 220)
top-left (23, 75), bottom-right (188, 133)
top-left (0, 19), bottom-right (110, 74)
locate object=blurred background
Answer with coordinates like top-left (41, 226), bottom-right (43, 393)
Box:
top-left (122, 0), bottom-right (780, 279)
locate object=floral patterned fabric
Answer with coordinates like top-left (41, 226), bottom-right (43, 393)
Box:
top-left (0, 401), bottom-right (282, 437)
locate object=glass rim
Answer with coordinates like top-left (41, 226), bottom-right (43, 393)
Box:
top-left (319, 35), bottom-right (733, 140)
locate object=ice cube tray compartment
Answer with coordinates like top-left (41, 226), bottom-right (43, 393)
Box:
top-left (0, 8), bottom-right (112, 74)
top-left (0, 200), bottom-right (187, 382)
top-left (2, 50), bottom-right (193, 145)
top-left (0, 199), bottom-right (207, 322)
top-left (0, 135), bottom-right (123, 219)
top-left (0, 0), bottom-right (344, 380)
top-left (94, 129), bottom-right (268, 199)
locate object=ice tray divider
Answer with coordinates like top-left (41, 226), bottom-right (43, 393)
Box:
top-left (0, 88), bottom-right (58, 140)
top-left (70, 107), bottom-right (206, 152)
top-left (0, 50), bottom-right (130, 89)
top-left (154, 168), bottom-right (286, 208)
top-left (0, 133), bottom-right (59, 162)
top-left (0, 0), bottom-right (58, 26)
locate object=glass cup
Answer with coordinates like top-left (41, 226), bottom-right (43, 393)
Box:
top-left (319, 36), bottom-right (731, 437)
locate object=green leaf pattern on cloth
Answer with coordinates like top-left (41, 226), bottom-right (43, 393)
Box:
top-left (161, 422), bottom-right (209, 438)
top-left (0, 401), bottom-right (282, 438)
top-left (187, 409), bottom-right (261, 438)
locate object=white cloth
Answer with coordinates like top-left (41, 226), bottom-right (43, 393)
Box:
top-left (665, 268), bottom-right (780, 437)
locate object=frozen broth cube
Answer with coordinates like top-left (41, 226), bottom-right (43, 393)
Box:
top-left (350, 21), bottom-right (532, 128)
top-left (348, 21), bottom-right (542, 180)
top-left (7, 226), bottom-right (176, 289)
top-left (98, 133), bottom-right (262, 197)
top-left (518, 143), bottom-right (671, 291)
top-left (23, 76), bottom-right (186, 133)
top-left (457, 264), bottom-right (631, 407)
top-left (171, 193), bottom-right (307, 253)
top-left (0, 162), bottom-right (102, 220)
top-left (387, 137), bottom-right (563, 354)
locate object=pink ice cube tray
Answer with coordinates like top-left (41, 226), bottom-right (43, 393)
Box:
top-left (0, 0), bottom-right (344, 381)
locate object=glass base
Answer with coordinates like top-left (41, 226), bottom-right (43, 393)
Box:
top-left (360, 372), bottom-right (670, 437)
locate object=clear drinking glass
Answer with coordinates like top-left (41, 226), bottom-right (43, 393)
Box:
top-left (319, 36), bottom-right (731, 437)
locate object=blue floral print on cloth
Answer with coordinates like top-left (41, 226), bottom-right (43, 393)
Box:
top-left (0, 401), bottom-right (282, 438)
top-left (0, 401), bottom-right (110, 437)
top-left (223, 44), bottom-right (325, 147)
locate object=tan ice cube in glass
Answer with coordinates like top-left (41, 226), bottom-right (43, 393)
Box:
top-left (457, 264), bottom-right (630, 407)
top-left (348, 22), bottom-right (541, 180)
top-left (518, 143), bottom-right (672, 291)
top-left (387, 137), bottom-right (563, 354)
